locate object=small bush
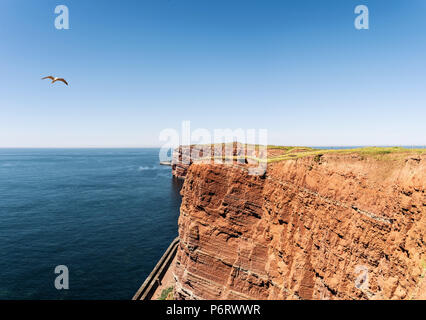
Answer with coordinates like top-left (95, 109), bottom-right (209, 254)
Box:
top-left (158, 286), bottom-right (174, 300)
top-left (314, 154), bottom-right (323, 163)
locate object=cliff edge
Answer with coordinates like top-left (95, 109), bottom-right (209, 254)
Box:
top-left (172, 148), bottom-right (425, 300)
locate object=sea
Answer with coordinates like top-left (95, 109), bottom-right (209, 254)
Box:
top-left (1, 146), bottom-right (424, 300)
top-left (0, 148), bottom-right (182, 299)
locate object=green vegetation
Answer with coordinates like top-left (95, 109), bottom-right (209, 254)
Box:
top-left (313, 154), bottom-right (323, 163)
top-left (410, 259), bottom-right (426, 299)
top-left (421, 259), bottom-right (426, 278)
top-left (158, 286), bottom-right (174, 300)
top-left (266, 147), bottom-right (424, 163)
top-left (193, 146), bottom-right (425, 164)
top-left (267, 146), bottom-right (314, 152)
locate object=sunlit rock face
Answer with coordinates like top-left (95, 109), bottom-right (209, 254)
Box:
top-left (173, 153), bottom-right (425, 300)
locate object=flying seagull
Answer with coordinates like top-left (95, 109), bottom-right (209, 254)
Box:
top-left (42, 76), bottom-right (68, 86)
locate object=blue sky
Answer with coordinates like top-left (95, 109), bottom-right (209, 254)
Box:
top-left (0, 0), bottom-right (425, 147)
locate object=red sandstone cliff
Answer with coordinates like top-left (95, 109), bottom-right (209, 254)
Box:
top-left (173, 152), bottom-right (425, 300)
top-left (171, 143), bottom-right (260, 179)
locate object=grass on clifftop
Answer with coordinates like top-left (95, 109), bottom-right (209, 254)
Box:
top-left (191, 145), bottom-right (425, 164)
top-left (267, 146), bottom-right (425, 163)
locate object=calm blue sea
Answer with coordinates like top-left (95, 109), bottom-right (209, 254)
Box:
top-left (0, 148), bottom-right (181, 299)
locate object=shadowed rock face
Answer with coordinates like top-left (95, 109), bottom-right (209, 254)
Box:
top-left (173, 153), bottom-right (425, 300)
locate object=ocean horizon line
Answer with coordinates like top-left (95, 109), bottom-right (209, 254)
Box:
top-left (0, 145), bottom-right (425, 150)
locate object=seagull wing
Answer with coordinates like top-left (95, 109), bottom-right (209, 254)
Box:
top-left (56, 78), bottom-right (68, 85)
top-left (42, 76), bottom-right (54, 80)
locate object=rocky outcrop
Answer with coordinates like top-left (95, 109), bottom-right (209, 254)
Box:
top-left (171, 145), bottom-right (204, 179)
top-left (171, 143), bottom-right (259, 179)
top-left (173, 153), bottom-right (425, 300)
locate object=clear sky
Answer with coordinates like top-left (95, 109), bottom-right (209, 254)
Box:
top-left (0, 0), bottom-right (425, 147)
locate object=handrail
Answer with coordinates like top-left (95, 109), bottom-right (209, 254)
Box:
top-left (132, 237), bottom-right (179, 300)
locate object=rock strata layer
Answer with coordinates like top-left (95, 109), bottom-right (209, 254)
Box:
top-left (173, 153), bottom-right (425, 300)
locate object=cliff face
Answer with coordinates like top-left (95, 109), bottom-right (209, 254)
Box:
top-left (171, 143), bottom-right (259, 179)
top-left (173, 153), bottom-right (425, 300)
top-left (171, 145), bottom-right (197, 179)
